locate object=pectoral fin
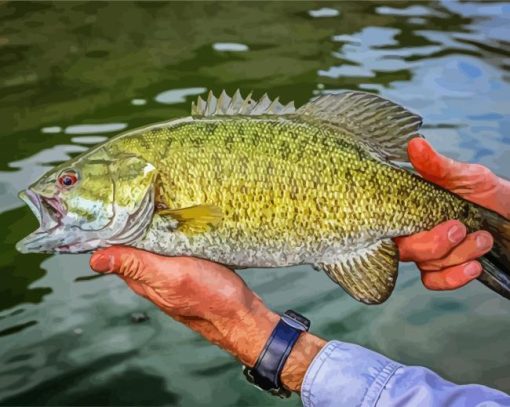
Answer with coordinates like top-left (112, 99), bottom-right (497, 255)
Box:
top-left (316, 239), bottom-right (399, 305)
top-left (158, 204), bottom-right (223, 234)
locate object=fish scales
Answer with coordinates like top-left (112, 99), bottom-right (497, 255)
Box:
top-left (17, 90), bottom-right (510, 305)
top-left (104, 117), bottom-right (473, 266)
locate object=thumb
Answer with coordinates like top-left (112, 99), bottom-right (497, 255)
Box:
top-left (407, 138), bottom-right (460, 185)
top-left (408, 138), bottom-right (496, 195)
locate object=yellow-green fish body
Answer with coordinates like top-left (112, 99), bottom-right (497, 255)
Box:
top-left (124, 118), bottom-right (467, 256)
top-left (17, 91), bottom-right (510, 304)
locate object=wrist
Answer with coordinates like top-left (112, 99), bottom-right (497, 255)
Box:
top-left (280, 330), bottom-right (327, 392)
top-left (213, 301), bottom-right (326, 393)
top-left (217, 298), bottom-right (280, 367)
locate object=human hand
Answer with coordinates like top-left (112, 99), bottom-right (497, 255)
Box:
top-left (90, 247), bottom-right (325, 392)
top-left (395, 138), bottom-right (510, 291)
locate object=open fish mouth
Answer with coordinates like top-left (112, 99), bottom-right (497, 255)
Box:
top-left (20, 190), bottom-right (63, 230)
top-left (16, 189), bottom-right (66, 253)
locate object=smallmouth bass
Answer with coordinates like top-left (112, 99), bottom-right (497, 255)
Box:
top-left (17, 90), bottom-right (510, 304)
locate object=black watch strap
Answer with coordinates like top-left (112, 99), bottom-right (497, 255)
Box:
top-left (243, 310), bottom-right (310, 398)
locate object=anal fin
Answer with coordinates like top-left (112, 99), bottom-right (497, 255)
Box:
top-left (316, 239), bottom-right (399, 305)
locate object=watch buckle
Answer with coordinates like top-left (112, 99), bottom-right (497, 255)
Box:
top-left (242, 366), bottom-right (292, 399)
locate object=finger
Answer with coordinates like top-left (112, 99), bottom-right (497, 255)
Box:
top-left (421, 261), bottom-right (482, 290)
top-left (395, 220), bottom-right (466, 262)
top-left (90, 248), bottom-right (115, 273)
top-left (90, 250), bottom-right (151, 297)
top-left (90, 246), bottom-right (224, 290)
top-left (90, 246), bottom-right (174, 284)
top-left (418, 231), bottom-right (493, 271)
top-left (407, 138), bottom-right (461, 183)
top-left (91, 246), bottom-right (145, 276)
top-left (407, 138), bottom-right (496, 193)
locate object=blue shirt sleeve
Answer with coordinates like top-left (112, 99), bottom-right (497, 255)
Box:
top-left (301, 340), bottom-right (510, 407)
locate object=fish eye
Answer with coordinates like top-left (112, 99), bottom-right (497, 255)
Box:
top-left (57, 169), bottom-right (79, 188)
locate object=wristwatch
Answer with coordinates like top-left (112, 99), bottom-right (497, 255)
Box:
top-left (243, 309), bottom-right (310, 398)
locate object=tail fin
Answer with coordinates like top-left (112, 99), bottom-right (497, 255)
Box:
top-left (478, 209), bottom-right (510, 300)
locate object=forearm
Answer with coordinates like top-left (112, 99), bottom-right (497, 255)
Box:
top-left (185, 298), bottom-right (326, 393)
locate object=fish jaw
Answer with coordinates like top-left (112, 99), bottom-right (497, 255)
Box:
top-left (16, 227), bottom-right (65, 254)
top-left (15, 189), bottom-right (93, 254)
top-left (16, 189), bottom-right (61, 253)
top-left (16, 226), bottom-right (102, 254)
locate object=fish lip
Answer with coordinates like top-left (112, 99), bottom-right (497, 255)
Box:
top-left (16, 189), bottom-right (65, 253)
top-left (19, 190), bottom-right (42, 225)
top-left (20, 189), bottom-right (63, 230)
top-left (15, 231), bottom-right (61, 254)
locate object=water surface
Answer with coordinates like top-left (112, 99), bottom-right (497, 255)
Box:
top-left (0, 1), bottom-right (509, 405)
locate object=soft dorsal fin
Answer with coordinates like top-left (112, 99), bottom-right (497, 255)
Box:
top-left (315, 239), bottom-right (399, 305)
top-left (296, 91), bottom-right (423, 162)
top-left (191, 90), bottom-right (296, 117)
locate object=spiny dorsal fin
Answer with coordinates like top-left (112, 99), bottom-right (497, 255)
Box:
top-left (296, 91), bottom-right (423, 162)
top-left (191, 90), bottom-right (295, 117)
top-left (316, 239), bottom-right (399, 305)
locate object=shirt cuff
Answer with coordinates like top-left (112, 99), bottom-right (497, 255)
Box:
top-left (301, 340), bottom-right (401, 407)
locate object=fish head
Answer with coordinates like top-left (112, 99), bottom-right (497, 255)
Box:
top-left (16, 148), bottom-right (157, 254)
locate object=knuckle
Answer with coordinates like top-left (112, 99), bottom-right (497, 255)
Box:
top-left (120, 253), bottom-right (145, 280)
top-left (471, 164), bottom-right (494, 185)
top-left (471, 164), bottom-right (491, 177)
top-left (428, 239), bottom-right (446, 258)
top-left (418, 261), bottom-right (441, 271)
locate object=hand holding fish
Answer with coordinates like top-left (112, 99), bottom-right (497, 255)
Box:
top-left (407, 138), bottom-right (510, 219)
top-left (90, 246), bottom-right (326, 392)
top-left (395, 138), bottom-right (510, 291)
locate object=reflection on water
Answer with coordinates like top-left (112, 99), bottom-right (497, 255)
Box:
top-left (154, 87), bottom-right (207, 105)
top-left (308, 7), bottom-right (341, 18)
top-left (41, 126), bottom-right (62, 134)
top-left (212, 42), bottom-right (250, 52)
top-left (130, 98), bottom-right (147, 106)
top-left (64, 123), bottom-right (128, 135)
top-left (70, 136), bottom-right (109, 145)
top-left (0, 1), bottom-right (509, 405)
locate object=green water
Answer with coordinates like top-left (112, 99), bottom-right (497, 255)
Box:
top-left (1, 1), bottom-right (509, 405)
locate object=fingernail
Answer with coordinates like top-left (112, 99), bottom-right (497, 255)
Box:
top-left (476, 234), bottom-right (492, 250)
top-left (464, 262), bottom-right (481, 278)
top-left (448, 225), bottom-right (465, 244)
top-left (92, 253), bottom-right (112, 273)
